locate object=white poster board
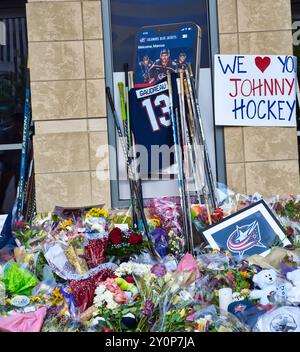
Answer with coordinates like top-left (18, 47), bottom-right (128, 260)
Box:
top-left (214, 55), bottom-right (297, 127)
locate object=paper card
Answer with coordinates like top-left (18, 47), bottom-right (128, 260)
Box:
top-left (114, 224), bottom-right (129, 231)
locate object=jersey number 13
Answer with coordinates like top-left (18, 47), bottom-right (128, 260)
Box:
top-left (141, 93), bottom-right (171, 132)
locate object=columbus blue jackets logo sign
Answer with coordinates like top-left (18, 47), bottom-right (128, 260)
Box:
top-left (202, 201), bottom-right (290, 257)
top-left (227, 221), bottom-right (266, 256)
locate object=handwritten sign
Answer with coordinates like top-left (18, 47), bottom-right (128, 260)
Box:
top-left (214, 55), bottom-right (297, 127)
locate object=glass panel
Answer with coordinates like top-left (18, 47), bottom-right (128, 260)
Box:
top-left (0, 149), bottom-right (21, 214)
top-left (0, 16), bottom-right (27, 144)
top-left (0, 1), bottom-right (27, 213)
top-left (111, 0), bottom-right (210, 71)
top-left (109, 0), bottom-right (215, 204)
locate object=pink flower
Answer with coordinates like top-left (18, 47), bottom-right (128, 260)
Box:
top-left (102, 278), bottom-right (127, 304)
top-left (114, 292), bottom-right (127, 304)
top-left (103, 327), bottom-right (113, 332)
top-left (15, 220), bottom-right (25, 228)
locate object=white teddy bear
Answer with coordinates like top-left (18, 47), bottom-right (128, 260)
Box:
top-left (250, 269), bottom-right (278, 305)
top-left (286, 269), bottom-right (300, 304)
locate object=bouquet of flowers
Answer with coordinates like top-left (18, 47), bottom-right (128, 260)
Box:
top-left (271, 197), bottom-right (300, 246)
top-left (105, 228), bottom-right (149, 259)
top-left (192, 205), bottom-right (224, 232)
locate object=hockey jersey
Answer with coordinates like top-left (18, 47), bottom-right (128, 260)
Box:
top-left (129, 73), bottom-right (179, 176)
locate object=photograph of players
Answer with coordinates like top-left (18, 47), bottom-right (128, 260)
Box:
top-left (174, 52), bottom-right (188, 70)
top-left (138, 55), bottom-right (153, 83)
top-left (148, 48), bottom-right (177, 83)
top-left (135, 49), bottom-right (192, 86)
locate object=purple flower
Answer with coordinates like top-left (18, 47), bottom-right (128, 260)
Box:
top-left (141, 300), bottom-right (154, 316)
top-left (151, 263), bottom-right (167, 277)
top-left (150, 228), bottom-right (169, 257)
top-left (227, 273), bottom-right (235, 282)
top-left (280, 262), bottom-right (298, 277)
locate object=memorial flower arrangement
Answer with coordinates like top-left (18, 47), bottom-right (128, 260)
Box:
top-left (192, 205), bottom-right (224, 232)
top-left (1, 196), bottom-right (300, 333)
top-left (105, 228), bottom-right (149, 259)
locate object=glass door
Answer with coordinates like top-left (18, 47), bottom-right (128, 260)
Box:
top-left (0, 1), bottom-right (27, 214)
top-left (103, 0), bottom-right (221, 207)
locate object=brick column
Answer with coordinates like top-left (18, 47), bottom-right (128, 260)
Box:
top-left (26, 0), bottom-right (110, 212)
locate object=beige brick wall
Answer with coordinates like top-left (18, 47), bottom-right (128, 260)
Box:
top-left (26, 0), bottom-right (110, 212)
top-left (218, 0), bottom-right (300, 196)
top-left (27, 0), bottom-right (300, 212)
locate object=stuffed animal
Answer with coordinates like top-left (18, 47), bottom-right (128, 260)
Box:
top-left (250, 269), bottom-right (278, 305)
top-left (286, 269), bottom-right (300, 304)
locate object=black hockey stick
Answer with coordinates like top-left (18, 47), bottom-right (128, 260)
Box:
top-left (167, 72), bottom-right (191, 253)
top-left (185, 65), bottom-right (218, 210)
top-left (106, 86), bottom-right (160, 259)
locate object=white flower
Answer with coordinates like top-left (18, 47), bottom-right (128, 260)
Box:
top-left (115, 262), bottom-right (133, 276)
top-left (115, 262), bottom-right (151, 277)
top-left (90, 317), bottom-right (105, 326)
top-left (106, 300), bottom-right (119, 310)
top-left (131, 263), bottom-right (151, 277)
top-left (93, 293), bottom-right (105, 307)
top-left (179, 290), bottom-right (193, 302)
top-left (95, 285), bottom-right (106, 295)
top-left (103, 291), bottom-right (114, 301)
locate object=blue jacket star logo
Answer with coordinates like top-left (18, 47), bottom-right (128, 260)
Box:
top-left (226, 221), bottom-right (266, 255)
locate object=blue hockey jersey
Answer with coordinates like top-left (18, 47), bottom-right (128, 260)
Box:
top-left (129, 73), bottom-right (179, 176)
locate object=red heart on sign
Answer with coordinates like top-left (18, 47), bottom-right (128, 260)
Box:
top-left (255, 56), bottom-right (271, 73)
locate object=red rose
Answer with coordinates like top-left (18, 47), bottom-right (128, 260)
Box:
top-left (128, 233), bottom-right (143, 245)
top-left (103, 327), bottom-right (113, 332)
top-left (109, 227), bottom-right (123, 245)
top-left (125, 276), bottom-right (135, 284)
top-left (15, 220), bottom-right (25, 228)
top-left (287, 227), bottom-right (294, 236)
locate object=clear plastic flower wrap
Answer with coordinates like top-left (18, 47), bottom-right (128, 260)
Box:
top-left (196, 252), bottom-right (229, 271)
top-left (31, 264), bottom-right (56, 297)
top-left (145, 197), bottom-right (183, 235)
top-left (191, 304), bottom-right (250, 332)
top-left (41, 303), bottom-right (85, 332)
top-left (151, 274), bottom-right (215, 332)
top-left (130, 261), bottom-right (181, 332)
top-left (108, 208), bottom-right (132, 228)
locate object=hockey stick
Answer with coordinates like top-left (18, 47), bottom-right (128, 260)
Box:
top-left (118, 80), bottom-right (137, 228)
top-left (106, 86), bottom-right (159, 259)
top-left (183, 78), bottom-right (206, 199)
top-left (185, 65), bottom-right (218, 210)
top-left (167, 72), bottom-right (191, 253)
top-left (183, 76), bottom-right (212, 225)
top-left (16, 68), bottom-right (31, 220)
top-left (126, 68), bottom-right (146, 230)
top-left (177, 72), bottom-right (195, 252)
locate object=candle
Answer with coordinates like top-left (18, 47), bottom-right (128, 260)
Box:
top-left (219, 288), bottom-right (233, 312)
